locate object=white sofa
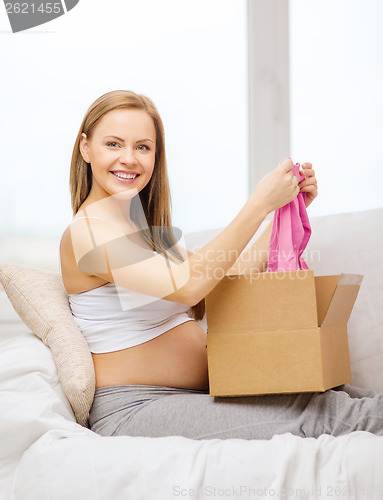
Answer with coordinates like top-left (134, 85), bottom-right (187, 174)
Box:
top-left (1, 207), bottom-right (383, 500)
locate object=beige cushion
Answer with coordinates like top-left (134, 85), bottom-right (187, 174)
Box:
top-left (0, 263), bottom-right (95, 427)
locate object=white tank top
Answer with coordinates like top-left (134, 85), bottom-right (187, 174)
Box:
top-left (59, 216), bottom-right (194, 354)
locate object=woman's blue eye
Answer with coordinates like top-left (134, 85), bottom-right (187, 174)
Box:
top-left (106, 143), bottom-right (150, 150)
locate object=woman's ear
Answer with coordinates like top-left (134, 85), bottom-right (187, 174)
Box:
top-left (79, 133), bottom-right (90, 163)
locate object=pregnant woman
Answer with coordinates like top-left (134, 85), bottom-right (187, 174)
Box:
top-left (59, 89), bottom-right (383, 440)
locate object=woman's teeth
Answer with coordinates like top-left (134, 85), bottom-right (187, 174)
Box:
top-left (112, 172), bottom-right (138, 179)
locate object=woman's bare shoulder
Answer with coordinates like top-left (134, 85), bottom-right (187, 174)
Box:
top-left (60, 216), bottom-right (113, 292)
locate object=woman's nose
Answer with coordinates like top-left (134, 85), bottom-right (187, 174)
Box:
top-left (120, 148), bottom-right (138, 165)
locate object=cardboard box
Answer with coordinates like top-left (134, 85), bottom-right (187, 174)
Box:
top-left (205, 269), bottom-right (363, 396)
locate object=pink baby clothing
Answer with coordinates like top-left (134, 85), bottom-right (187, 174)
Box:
top-left (267, 162), bottom-right (311, 272)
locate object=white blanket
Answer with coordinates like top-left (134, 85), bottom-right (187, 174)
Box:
top-left (2, 207), bottom-right (383, 499)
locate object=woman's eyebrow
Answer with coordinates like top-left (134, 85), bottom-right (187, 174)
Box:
top-left (103, 135), bottom-right (154, 143)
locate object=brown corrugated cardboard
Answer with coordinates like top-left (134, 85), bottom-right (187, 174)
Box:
top-left (205, 269), bottom-right (363, 396)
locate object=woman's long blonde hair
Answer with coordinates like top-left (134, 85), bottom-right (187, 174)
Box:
top-left (69, 90), bottom-right (205, 321)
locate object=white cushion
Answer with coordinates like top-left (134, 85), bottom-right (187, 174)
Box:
top-left (306, 207), bottom-right (383, 392)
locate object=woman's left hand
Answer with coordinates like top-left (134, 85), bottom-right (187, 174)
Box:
top-left (298, 162), bottom-right (318, 207)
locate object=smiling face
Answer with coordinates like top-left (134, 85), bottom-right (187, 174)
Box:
top-left (79, 108), bottom-right (156, 204)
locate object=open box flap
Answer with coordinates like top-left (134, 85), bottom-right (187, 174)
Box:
top-left (320, 274), bottom-right (364, 326)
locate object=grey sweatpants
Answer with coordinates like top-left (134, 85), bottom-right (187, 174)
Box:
top-left (88, 383), bottom-right (383, 440)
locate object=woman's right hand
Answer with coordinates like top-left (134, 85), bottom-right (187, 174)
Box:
top-left (250, 158), bottom-right (300, 215)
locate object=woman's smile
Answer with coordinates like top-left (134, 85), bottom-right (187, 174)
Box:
top-left (110, 171), bottom-right (141, 183)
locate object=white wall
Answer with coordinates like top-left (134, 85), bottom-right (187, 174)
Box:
top-left (0, 0), bottom-right (248, 239)
top-left (2, 0), bottom-right (381, 254)
top-left (290, 0), bottom-right (383, 217)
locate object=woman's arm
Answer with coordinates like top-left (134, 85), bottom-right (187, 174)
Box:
top-left (225, 217), bottom-right (273, 275)
top-left (69, 197), bottom-right (270, 306)
top-left (69, 159), bottom-right (300, 307)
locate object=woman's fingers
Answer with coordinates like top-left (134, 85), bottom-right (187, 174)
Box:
top-left (301, 162), bottom-right (313, 173)
top-left (297, 162), bottom-right (318, 207)
top-left (299, 178), bottom-right (318, 190)
top-left (298, 163), bottom-right (317, 190)
top-left (279, 157), bottom-right (294, 173)
top-left (299, 164), bottom-right (315, 178)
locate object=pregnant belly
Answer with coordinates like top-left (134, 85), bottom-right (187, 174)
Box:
top-left (92, 320), bottom-right (209, 391)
